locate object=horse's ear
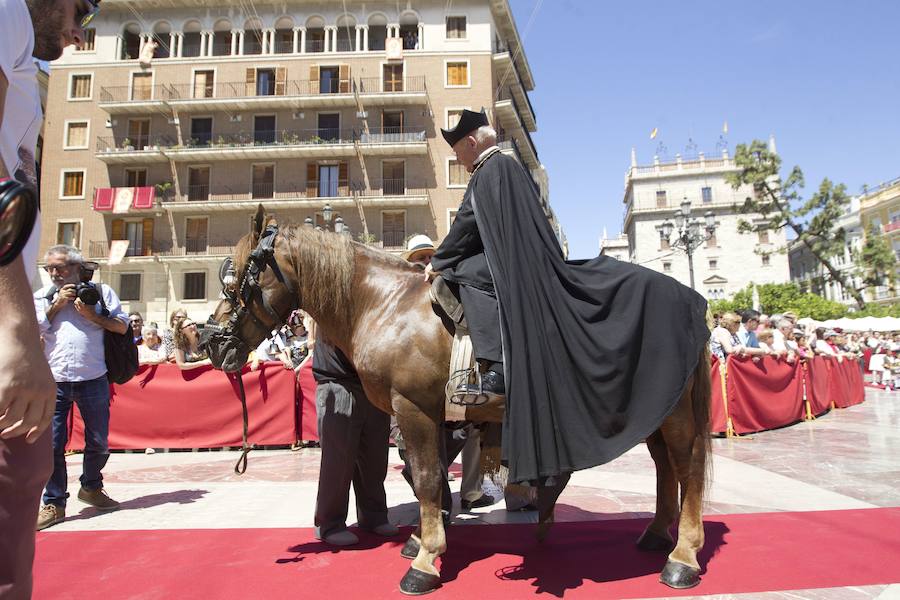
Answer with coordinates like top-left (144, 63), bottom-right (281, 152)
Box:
top-left (250, 204), bottom-right (265, 244)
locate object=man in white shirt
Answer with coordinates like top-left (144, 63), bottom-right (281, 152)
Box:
top-left (0, 0), bottom-right (92, 596)
top-left (771, 318), bottom-right (799, 360)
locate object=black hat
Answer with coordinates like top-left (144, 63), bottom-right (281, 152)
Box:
top-left (441, 109), bottom-right (489, 147)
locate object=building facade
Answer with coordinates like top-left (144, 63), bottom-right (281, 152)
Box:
top-left (789, 195), bottom-right (863, 305)
top-left (599, 231), bottom-right (628, 262)
top-left (621, 139), bottom-right (790, 300)
top-left (38, 0), bottom-right (559, 323)
top-left (858, 176), bottom-right (900, 303)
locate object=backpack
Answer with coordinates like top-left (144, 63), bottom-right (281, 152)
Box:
top-left (45, 284), bottom-right (139, 385)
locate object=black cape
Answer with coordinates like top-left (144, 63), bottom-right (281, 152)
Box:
top-left (440, 151), bottom-right (710, 484)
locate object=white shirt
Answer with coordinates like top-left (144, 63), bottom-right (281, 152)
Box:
top-left (474, 145), bottom-right (500, 168)
top-left (0, 0), bottom-right (43, 271)
top-left (34, 283), bottom-right (130, 382)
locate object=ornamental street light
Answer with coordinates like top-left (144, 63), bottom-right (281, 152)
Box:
top-left (657, 197), bottom-right (717, 290)
top-left (303, 204), bottom-right (351, 236)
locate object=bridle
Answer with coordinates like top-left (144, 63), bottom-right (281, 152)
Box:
top-left (203, 223), bottom-right (295, 474)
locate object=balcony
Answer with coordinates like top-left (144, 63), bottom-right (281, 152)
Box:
top-left (493, 91), bottom-right (539, 169)
top-left (88, 238), bottom-right (237, 261)
top-left (88, 239), bottom-right (155, 259)
top-left (356, 180), bottom-right (429, 207)
top-left (98, 85), bottom-right (175, 114)
top-left (883, 221), bottom-right (900, 234)
top-left (498, 135), bottom-right (524, 165)
top-left (355, 76), bottom-right (427, 106)
top-left (491, 54), bottom-right (536, 131)
top-left (356, 126), bottom-right (428, 156)
top-left (165, 79), bottom-right (356, 112)
top-left (95, 135), bottom-right (173, 164)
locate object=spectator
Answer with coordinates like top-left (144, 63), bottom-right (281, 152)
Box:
top-left (710, 312), bottom-right (746, 360)
top-left (162, 308), bottom-right (188, 358)
top-left (34, 244), bottom-right (130, 530)
top-left (793, 329), bottom-right (811, 358)
top-left (285, 311), bottom-right (310, 371)
top-left (756, 314), bottom-right (771, 332)
top-left (128, 311), bottom-right (143, 344)
top-left (738, 310), bottom-right (760, 348)
top-left (172, 319), bottom-right (212, 370)
top-left (772, 318), bottom-right (799, 360)
top-left (403, 234), bottom-right (436, 267)
top-left (251, 327), bottom-right (292, 371)
top-left (138, 325), bottom-right (167, 365)
top-left (757, 329), bottom-right (775, 353)
top-left (814, 329), bottom-right (840, 357)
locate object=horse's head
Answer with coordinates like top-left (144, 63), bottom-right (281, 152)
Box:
top-left (205, 205), bottom-right (299, 372)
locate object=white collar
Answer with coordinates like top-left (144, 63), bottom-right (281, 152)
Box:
top-left (474, 145), bottom-right (500, 167)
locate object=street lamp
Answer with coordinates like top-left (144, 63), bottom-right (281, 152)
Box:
top-left (322, 203), bottom-right (333, 226)
top-left (303, 216), bottom-right (314, 228)
top-left (334, 216), bottom-right (344, 234)
top-left (658, 196), bottom-right (718, 290)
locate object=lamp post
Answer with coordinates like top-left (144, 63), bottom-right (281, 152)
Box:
top-left (303, 203), bottom-right (350, 236)
top-left (657, 197), bottom-right (717, 290)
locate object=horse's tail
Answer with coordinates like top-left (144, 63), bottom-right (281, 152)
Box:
top-left (691, 346), bottom-right (713, 499)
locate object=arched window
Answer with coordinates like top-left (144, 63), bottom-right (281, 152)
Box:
top-left (182, 20), bottom-right (202, 58)
top-left (335, 15), bottom-right (356, 52)
top-left (305, 16), bottom-right (325, 53)
top-left (367, 14), bottom-right (388, 51)
top-left (399, 12), bottom-right (419, 50)
top-left (151, 22), bottom-right (172, 59)
top-left (121, 23), bottom-right (142, 60)
top-left (273, 17), bottom-right (294, 54)
top-left (243, 18), bottom-right (264, 55)
top-left (212, 19), bottom-right (233, 56)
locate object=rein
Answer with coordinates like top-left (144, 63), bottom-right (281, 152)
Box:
top-left (234, 372), bottom-right (250, 475)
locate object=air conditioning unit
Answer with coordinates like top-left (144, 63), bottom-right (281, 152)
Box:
top-left (229, 115), bottom-right (242, 123)
top-left (356, 110), bottom-right (368, 119)
top-left (292, 111), bottom-right (305, 120)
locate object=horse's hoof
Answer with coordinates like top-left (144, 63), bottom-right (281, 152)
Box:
top-left (659, 560), bottom-right (701, 589)
top-left (399, 567), bottom-right (441, 595)
top-left (400, 535), bottom-right (420, 560)
top-left (536, 514), bottom-right (554, 543)
top-left (636, 529), bottom-right (674, 552)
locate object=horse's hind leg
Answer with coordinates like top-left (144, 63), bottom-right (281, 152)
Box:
top-left (535, 472), bottom-right (570, 542)
top-left (659, 379), bottom-right (708, 589)
top-left (636, 430), bottom-right (678, 552)
top-left (394, 398), bottom-right (446, 595)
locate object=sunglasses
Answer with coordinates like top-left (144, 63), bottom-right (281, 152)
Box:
top-left (181, 322), bottom-right (197, 330)
top-left (79, 0), bottom-right (101, 28)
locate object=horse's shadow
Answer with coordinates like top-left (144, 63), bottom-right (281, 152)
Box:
top-left (276, 503), bottom-right (729, 596)
top-left (64, 489), bottom-right (209, 523)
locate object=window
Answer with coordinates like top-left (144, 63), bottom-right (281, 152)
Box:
top-left (317, 113), bottom-right (339, 141)
top-left (663, 261), bottom-right (671, 273)
top-left (252, 164), bottom-right (274, 198)
top-left (69, 74), bottom-right (92, 99)
top-left (709, 259), bottom-right (718, 270)
top-left (56, 222), bottom-right (81, 247)
top-left (131, 73), bottom-right (152, 101)
top-left (77, 29), bottom-right (96, 51)
top-left (185, 217), bottom-right (208, 254)
top-left (706, 231), bottom-right (717, 248)
top-left (187, 166), bottom-right (210, 201)
top-left (447, 109), bottom-right (464, 129)
top-left (124, 221), bottom-right (144, 256)
top-left (447, 159), bottom-right (469, 187)
top-left (256, 68), bottom-right (276, 96)
top-left (253, 115), bottom-right (276, 144)
top-left (61, 170), bottom-right (85, 198)
top-left (655, 190), bottom-right (667, 208)
top-left (119, 274), bottom-right (141, 301)
top-left (701, 186), bottom-right (713, 203)
top-left (382, 161), bottom-right (405, 195)
top-left (383, 64), bottom-right (403, 92)
top-left (446, 16), bottom-right (467, 39)
top-left (318, 165), bottom-right (339, 197)
top-left (382, 211), bottom-right (406, 248)
top-left (758, 229), bottom-right (770, 244)
top-left (65, 121), bottom-right (88, 148)
top-left (183, 272), bottom-right (207, 300)
top-left (762, 254), bottom-right (771, 266)
top-left (446, 61), bottom-right (469, 87)
top-left (382, 110), bottom-right (403, 132)
top-left (190, 117), bottom-right (212, 146)
top-left (127, 118), bottom-right (150, 149)
top-left (193, 70), bottom-right (214, 98)
top-left (319, 67), bottom-right (339, 94)
top-left (125, 168), bottom-right (147, 187)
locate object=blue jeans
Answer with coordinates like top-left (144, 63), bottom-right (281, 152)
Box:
top-left (43, 376), bottom-right (111, 508)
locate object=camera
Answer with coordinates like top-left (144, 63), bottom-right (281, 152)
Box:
top-left (74, 260), bottom-right (101, 305)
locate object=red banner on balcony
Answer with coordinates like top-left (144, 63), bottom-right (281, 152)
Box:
top-left (93, 188), bottom-right (114, 211)
top-left (133, 186), bottom-right (155, 209)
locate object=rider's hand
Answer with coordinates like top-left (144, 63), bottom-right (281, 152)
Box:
top-left (424, 263), bottom-right (439, 282)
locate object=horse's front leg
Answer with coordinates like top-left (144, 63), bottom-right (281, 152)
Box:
top-left (394, 394), bottom-right (445, 595)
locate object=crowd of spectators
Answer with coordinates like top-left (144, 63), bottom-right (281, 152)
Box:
top-left (710, 309), bottom-right (900, 389)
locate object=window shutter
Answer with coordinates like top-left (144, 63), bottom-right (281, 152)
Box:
top-left (111, 218), bottom-right (125, 241)
top-left (142, 218), bottom-right (154, 255)
top-left (306, 163), bottom-right (318, 198)
top-left (309, 65), bottom-right (319, 94)
top-left (338, 162), bottom-right (349, 196)
top-left (275, 67), bottom-right (286, 96)
top-left (339, 64), bottom-right (351, 93)
top-left (245, 68), bottom-right (256, 96)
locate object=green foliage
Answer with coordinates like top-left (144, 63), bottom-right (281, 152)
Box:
top-left (710, 282), bottom-right (848, 321)
top-left (855, 226), bottom-right (897, 293)
top-left (727, 140), bottom-right (866, 306)
top-left (851, 302), bottom-right (900, 318)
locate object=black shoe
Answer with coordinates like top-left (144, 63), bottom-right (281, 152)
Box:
top-left (454, 370), bottom-right (505, 400)
top-left (460, 494), bottom-right (498, 511)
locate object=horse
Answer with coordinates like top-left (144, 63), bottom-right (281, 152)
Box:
top-left (206, 206), bottom-right (712, 595)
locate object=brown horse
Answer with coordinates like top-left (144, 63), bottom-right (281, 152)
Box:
top-left (207, 206), bottom-right (712, 595)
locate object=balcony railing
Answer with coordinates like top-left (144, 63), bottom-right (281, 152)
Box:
top-left (99, 85), bottom-right (176, 103)
top-left (356, 76), bottom-right (426, 94)
top-left (357, 126), bottom-right (427, 144)
top-left (186, 184), bottom-right (210, 201)
top-left (88, 240), bottom-right (155, 259)
top-left (96, 134), bottom-right (176, 152)
top-left (883, 221), bottom-right (900, 233)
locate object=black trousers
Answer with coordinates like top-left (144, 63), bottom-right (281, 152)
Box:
top-left (458, 284), bottom-right (503, 364)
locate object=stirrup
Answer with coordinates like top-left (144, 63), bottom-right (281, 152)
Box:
top-left (446, 367), bottom-right (489, 406)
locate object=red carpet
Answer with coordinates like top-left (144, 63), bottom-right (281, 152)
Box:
top-left (34, 508), bottom-right (900, 599)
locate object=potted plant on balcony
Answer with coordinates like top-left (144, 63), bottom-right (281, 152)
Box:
top-left (121, 137), bottom-right (133, 151)
top-left (214, 135), bottom-right (226, 147)
top-left (356, 232), bottom-right (377, 246)
top-left (154, 181), bottom-right (173, 202)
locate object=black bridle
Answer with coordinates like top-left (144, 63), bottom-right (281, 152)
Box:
top-left (203, 223), bottom-right (294, 474)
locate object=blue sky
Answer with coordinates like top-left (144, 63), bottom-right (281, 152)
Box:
top-left (508, 0), bottom-right (900, 258)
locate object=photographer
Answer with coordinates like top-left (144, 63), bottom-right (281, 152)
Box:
top-left (33, 245), bottom-right (128, 530)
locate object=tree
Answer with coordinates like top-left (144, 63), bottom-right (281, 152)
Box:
top-left (727, 140), bottom-right (868, 307)
top-left (709, 282), bottom-right (848, 321)
top-left (855, 226), bottom-right (896, 298)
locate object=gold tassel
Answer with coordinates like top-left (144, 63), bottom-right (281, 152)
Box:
top-left (720, 360), bottom-right (735, 438)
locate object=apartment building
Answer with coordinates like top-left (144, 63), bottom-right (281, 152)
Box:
top-left (39, 0), bottom-right (560, 322)
top-left (858, 176), bottom-right (900, 303)
top-left (622, 138), bottom-right (790, 300)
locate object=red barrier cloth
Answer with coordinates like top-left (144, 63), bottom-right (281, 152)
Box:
top-left (65, 363), bottom-right (298, 450)
top-left (835, 360), bottom-right (865, 408)
top-left (296, 362), bottom-right (319, 441)
top-left (826, 358), bottom-right (853, 409)
top-left (806, 356), bottom-right (833, 416)
top-left (724, 356), bottom-right (805, 434)
top-left (709, 357), bottom-right (729, 434)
